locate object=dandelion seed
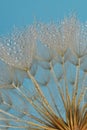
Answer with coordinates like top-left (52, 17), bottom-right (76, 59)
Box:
top-left (0, 25), bottom-right (37, 71)
top-left (0, 60), bottom-right (27, 88)
top-left (38, 17), bottom-right (76, 57)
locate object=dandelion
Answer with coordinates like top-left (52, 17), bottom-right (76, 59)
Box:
top-left (0, 16), bottom-right (87, 130)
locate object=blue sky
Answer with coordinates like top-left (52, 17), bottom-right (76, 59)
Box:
top-left (0, 0), bottom-right (87, 34)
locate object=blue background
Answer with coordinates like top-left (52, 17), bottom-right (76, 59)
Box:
top-left (0, 0), bottom-right (87, 34)
top-left (0, 1), bottom-right (87, 129)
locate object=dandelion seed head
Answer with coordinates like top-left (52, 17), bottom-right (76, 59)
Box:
top-left (0, 16), bottom-right (87, 130)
